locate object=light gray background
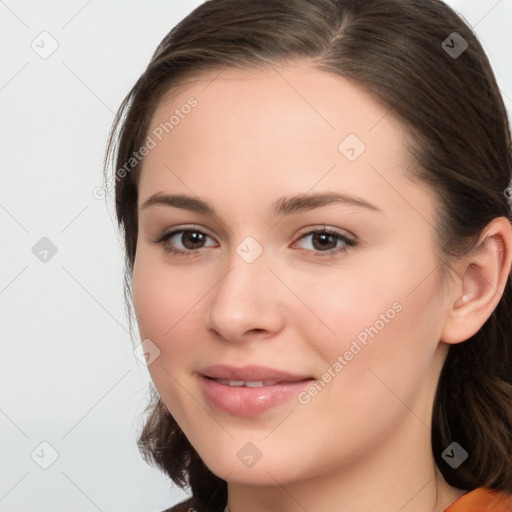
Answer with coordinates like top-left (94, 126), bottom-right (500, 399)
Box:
top-left (1, 1), bottom-right (511, 511)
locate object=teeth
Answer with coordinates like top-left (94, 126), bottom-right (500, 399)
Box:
top-left (245, 381), bottom-right (264, 387)
top-left (215, 379), bottom-right (279, 387)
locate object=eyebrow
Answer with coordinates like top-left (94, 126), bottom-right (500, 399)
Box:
top-left (139, 191), bottom-right (381, 217)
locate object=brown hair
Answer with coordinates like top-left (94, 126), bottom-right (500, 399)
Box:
top-left (104, 0), bottom-right (512, 510)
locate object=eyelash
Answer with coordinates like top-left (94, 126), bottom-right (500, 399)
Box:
top-left (153, 225), bottom-right (357, 259)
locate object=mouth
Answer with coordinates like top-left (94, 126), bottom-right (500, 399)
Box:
top-left (199, 363), bottom-right (313, 382)
top-left (198, 364), bottom-right (315, 416)
top-left (208, 378), bottom-right (292, 387)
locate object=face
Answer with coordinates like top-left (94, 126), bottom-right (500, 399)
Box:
top-left (132, 62), bottom-right (453, 486)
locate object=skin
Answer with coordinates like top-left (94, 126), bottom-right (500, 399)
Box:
top-left (131, 62), bottom-right (512, 512)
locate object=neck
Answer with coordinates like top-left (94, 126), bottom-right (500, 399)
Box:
top-left (226, 413), bottom-right (466, 512)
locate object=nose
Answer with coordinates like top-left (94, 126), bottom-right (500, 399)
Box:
top-left (206, 248), bottom-right (286, 343)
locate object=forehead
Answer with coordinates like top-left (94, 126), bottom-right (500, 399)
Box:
top-left (146, 62), bottom-right (395, 148)
top-left (138, 62), bottom-right (432, 221)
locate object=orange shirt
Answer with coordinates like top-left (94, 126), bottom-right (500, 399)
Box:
top-left (165, 487), bottom-right (512, 511)
top-left (444, 487), bottom-right (512, 512)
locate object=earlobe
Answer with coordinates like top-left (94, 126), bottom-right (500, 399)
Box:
top-left (441, 218), bottom-right (512, 345)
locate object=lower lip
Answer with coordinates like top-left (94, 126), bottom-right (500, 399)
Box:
top-left (199, 375), bottom-right (314, 416)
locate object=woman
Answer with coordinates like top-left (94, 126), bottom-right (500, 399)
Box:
top-left (104, 0), bottom-right (512, 510)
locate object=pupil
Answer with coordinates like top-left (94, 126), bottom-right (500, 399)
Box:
top-left (183, 231), bottom-right (204, 249)
top-left (313, 232), bottom-right (336, 250)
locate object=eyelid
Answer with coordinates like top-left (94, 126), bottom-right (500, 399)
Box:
top-left (153, 224), bottom-right (357, 257)
top-left (155, 224), bottom-right (216, 242)
top-left (294, 224), bottom-right (356, 240)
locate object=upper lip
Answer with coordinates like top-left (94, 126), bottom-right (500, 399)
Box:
top-left (199, 364), bottom-right (313, 382)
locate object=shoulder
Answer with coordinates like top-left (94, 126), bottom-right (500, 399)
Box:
top-left (445, 486), bottom-right (512, 512)
top-left (160, 496), bottom-right (196, 512)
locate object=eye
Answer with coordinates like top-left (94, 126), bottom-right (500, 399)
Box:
top-left (154, 227), bottom-right (217, 256)
top-left (293, 228), bottom-right (356, 257)
top-left (153, 225), bottom-right (356, 258)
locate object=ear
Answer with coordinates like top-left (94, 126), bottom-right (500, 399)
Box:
top-left (441, 217), bottom-right (512, 345)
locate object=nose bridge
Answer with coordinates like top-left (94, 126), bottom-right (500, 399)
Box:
top-left (206, 237), bottom-right (284, 341)
top-left (218, 233), bottom-right (269, 296)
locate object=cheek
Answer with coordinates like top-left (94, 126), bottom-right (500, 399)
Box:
top-left (132, 258), bottom-right (170, 341)
top-left (291, 248), bottom-right (443, 394)
top-left (286, 270), bottom-right (443, 465)
top-left (132, 247), bottom-right (201, 339)
top-left (131, 249), bottom-right (204, 382)
top-left (131, 250), bottom-right (204, 418)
